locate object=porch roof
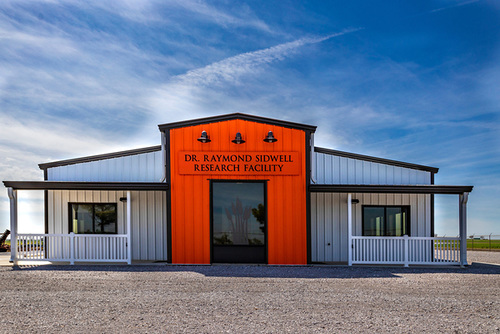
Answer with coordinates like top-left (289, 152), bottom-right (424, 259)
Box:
top-left (310, 184), bottom-right (473, 194)
top-left (2, 181), bottom-right (169, 191)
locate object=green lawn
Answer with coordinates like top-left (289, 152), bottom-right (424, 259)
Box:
top-left (467, 239), bottom-right (500, 250)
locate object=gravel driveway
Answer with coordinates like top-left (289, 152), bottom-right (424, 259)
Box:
top-left (0, 251), bottom-right (498, 333)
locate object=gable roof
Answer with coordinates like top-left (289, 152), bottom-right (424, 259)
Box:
top-left (158, 113), bottom-right (317, 132)
top-left (38, 145), bottom-right (161, 170)
top-left (315, 147), bottom-right (439, 173)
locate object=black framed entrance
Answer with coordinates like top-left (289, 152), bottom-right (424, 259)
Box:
top-left (210, 180), bottom-right (267, 264)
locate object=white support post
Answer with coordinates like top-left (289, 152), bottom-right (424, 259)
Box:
top-left (69, 232), bottom-right (75, 265)
top-left (126, 191), bottom-right (132, 265)
top-left (404, 235), bottom-right (409, 267)
top-left (7, 188), bottom-right (18, 264)
top-left (347, 193), bottom-right (352, 266)
top-left (459, 193), bottom-right (469, 267)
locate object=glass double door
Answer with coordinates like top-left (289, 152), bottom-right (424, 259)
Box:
top-left (211, 181), bottom-right (266, 263)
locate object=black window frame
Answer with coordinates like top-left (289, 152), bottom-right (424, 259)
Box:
top-left (362, 205), bottom-right (410, 237)
top-left (69, 203), bottom-right (118, 234)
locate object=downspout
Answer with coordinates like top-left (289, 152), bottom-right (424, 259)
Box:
top-left (310, 133), bottom-right (316, 184)
top-left (160, 131), bottom-right (167, 182)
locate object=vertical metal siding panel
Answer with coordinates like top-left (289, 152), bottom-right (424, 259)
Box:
top-left (425, 194), bottom-right (431, 237)
top-left (379, 164), bottom-right (387, 185)
top-left (163, 191), bottom-right (168, 260)
top-left (336, 193), bottom-right (344, 262)
top-left (353, 194), bottom-right (361, 236)
top-left (324, 193), bottom-right (333, 262)
top-left (325, 154), bottom-right (333, 184)
top-left (387, 166), bottom-right (394, 185)
top-left (131, 191), bottom-right (140, 260)
top-left (147, 191), bottom-right (155, 260)
top-left (359, 161), bottom-right (367, 184)
top-left (58, 166), bottom-right (65, 181)
top-left (340, 193), bottom-right (349, 262)
top-left (394, 193), bottom-right (402, 206)
top-left (322, 193), bottom-right (328, 262)
top-left (417, 194), bottom-right (426, 237)
top-left (410, 194), bottom-right (418, 236)
top-left (139, 154), bottom-right (147, 182)
top-left (154, 191), bottom-right (164, 260)
top-left (393, 167), bottom-right (401, 185)
top-left (146, 154), bottom-right (155, 182)
top-left (347, 159), bottom-right (356, 184)
top-left (120, 156), bottom-right (129, 182)
top-left (139, 191), bottom-right (148, 260)
top-left (314, 153), bottom-right (320, 184)
top-left (340, 157), bottom-right (348, 184)
top-left (409, 170), bottom-right (417, 185)
top-left (61, 191), bottom-right (69, 234)
top-left (153, 152), bottom-right (160, 181)
top-left (53, 191), bottom-right (62, 234)
top-left (355, 160), bottom-right (363, 184)
top-left (332, 193), bottom-right (340, 261)
top-left (311, 193), bottom-right (318, 262)
top-left (387, 193), bottom-right (394, 206)
top-left (48, 191), bottom-right (54, 233)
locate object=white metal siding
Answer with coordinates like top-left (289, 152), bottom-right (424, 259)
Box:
top-left (314, 152), bottom-right (432, 185)
top-left (46, 151), bottom-right (163, 182)
top-left (311, 193), bottom-right (431, 263)
top-left (47, 190), bottom-right (167, 261)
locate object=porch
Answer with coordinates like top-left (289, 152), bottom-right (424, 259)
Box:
top-left (310, 184), bottom-right (473, 267)
top-left (4, 181), bottom-right (169, 265)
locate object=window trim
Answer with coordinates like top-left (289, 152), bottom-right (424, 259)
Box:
top-left (362, 205), bottom-right (411, 237)
top-left (69, 202), bottom-right (118, 234)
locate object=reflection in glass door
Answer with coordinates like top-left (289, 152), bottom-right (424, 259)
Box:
top-left (211, 181), bottom-right (266, 263)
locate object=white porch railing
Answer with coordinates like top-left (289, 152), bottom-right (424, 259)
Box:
top-left (15, 233), bottom-right (129, 264)
top-left (352, 236), bottom-right (460, 266)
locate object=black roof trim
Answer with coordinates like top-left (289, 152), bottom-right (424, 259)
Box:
top-left (3, 181), bottom-right (169, 191)
top-left (314, 147), bottom-right (439, 173)
top-left (158, 113), bottom-right (317, 132)
top-left (310, 184), bottom-right (473, 194)
top-left (38, 145), bottom-right (162, 170)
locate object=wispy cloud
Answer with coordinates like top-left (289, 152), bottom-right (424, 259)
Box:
top-left (148, 28), bottom-right (363, 121)
top-left (430, 0), bottom-right (480, 13)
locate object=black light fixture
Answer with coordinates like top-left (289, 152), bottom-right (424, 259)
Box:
top-left (351, 199), bottom-right (360, 204)
top-left (232, 132), bottom-right (245, 144)
top-left (197, 130), bottom-right (211, 143)
top-left (264, 131), bottom-right (277, 143)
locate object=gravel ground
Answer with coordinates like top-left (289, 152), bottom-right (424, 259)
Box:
top-left (0, 251), bottom-right (498, 333)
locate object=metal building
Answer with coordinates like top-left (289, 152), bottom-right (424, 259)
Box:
top-left (3, 113), bottom-right (473, 266)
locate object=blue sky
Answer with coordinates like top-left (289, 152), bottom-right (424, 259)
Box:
top-left (0, 0), bottom-right (499, 236)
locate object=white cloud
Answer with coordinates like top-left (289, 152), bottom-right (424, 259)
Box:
top-left (148, 29), bottom-right (362, 121)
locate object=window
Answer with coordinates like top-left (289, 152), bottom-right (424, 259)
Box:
top-left (70, 203), bottom-right (117, 234)
top-left (212, 182), bottom-right (265, 246)
top-left (363, 206), bottom-right (410, 236)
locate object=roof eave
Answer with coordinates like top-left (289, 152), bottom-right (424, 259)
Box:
top-left (3, 181), bottom-right (169, 191)
top-left (314, 147), bottom-right (439, 174)
top-left (310, 184), bottom-right (473, 194)
top-left (158, 113), bottom-right (317, 132)
top-left (38, 145), bottom-right (162, 170)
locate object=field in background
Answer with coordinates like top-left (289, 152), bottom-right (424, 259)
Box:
top-left (467, 238), bottom-right (500, 251)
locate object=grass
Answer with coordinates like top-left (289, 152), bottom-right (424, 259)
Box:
top-left (467, 239), bottom-right (500, 250)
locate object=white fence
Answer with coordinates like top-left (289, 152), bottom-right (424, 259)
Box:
top-left (352, 236), bottom-right (460, 266)
top-left (15, 233), bottom-right (130, 264)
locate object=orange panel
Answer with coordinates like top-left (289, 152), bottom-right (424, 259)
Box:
top-left (169, 119), bottom-right (307, 264)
